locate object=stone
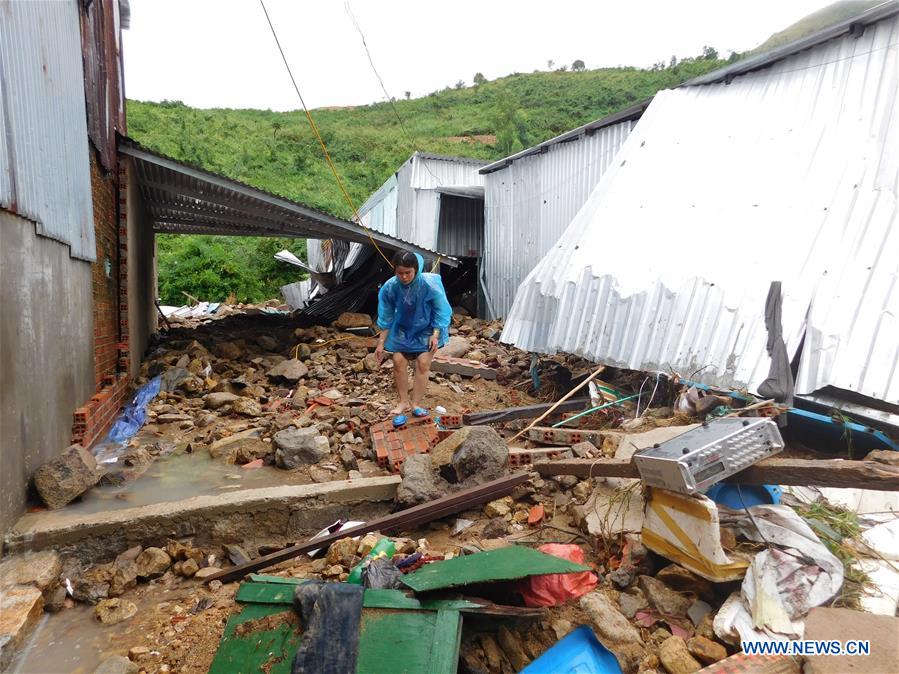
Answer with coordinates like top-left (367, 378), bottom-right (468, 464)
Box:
top-left (339, 446), bottom-right (359, 471)
top-left (619, 589), bottom-right (649, 619)
top-left (656, 565), bottom-right (714, 602)
top-left (552, 619), bottom-right (574, 641)
top-left (497, 626), bottom-right (530, 671)
top-left (483, 517), bottom-right (510, 538)
top-left (362, 353), bottom-right (380, 373)
top-left (658, 636), bottom-right (701, 674)
top-left (436, 336), bottom-right (472, 359)
top-left (72, 564), bottom-right (112, 603)
top-left (231, 397), bottom-right (262, 417)
top-left (580, 591), bottom-right (643, 645)
top-left (0, 586), bottom-right (43, 670)
top-left (136, 547), bottom-right (172, 579)
top-left (180, 559), bottom-right (199, 577)
top-left (266, 359), bottom-right (309, 383)
top-left (209, 428), bottom-right (269, 464)
top-left (108, 559), bottom-right (138, 597)
top-left (44, 585), bottom-right (67, 612)
top-left (435, 426), bottom-right (509, 484)
top-left (333, 312), bottom-right (373, 329)
top-left (194, 567), bottom-right (221, 580)
top-left (356, 534), bottom-right (382, 557)
top-left (128, 646), bottom-right (151, 661)
top-left (214, 342), bottom-right (241, 359)
top-left (687, 636), bottom-right (727, 665)
top-left (95, 598), bottom-right (138, 625)
top-left (33, 444), bottom-right (101, 509)
top-left (93, 655), bottom-right (139, 674)
top-left (572, 480), bottom-right (592, 502)
top-left (309, 467), bottom-right (332, 483)
top-left (327, 538), bottom-right (359, 566)
top-left (225, 544), bottom-right (252, 566)
top-left (274, 427), bottom-right (330, 468)
top-left (203, 392), bottom-right (240, 409)
top-left (395, 454), bottom-right (443, 507)
top-left (638, 575), bottom-right (693, 617)
top-left (256, 335), bottom-right (279, 351)
top-left (484, 497), bottom-right (512, 518)
top-left (571, 441), bottom-right (598, 458)
top-left (0, 550), bottom-right (61, 593)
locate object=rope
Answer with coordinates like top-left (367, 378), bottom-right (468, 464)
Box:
top-left (258, 0), bottom-right (392, 267)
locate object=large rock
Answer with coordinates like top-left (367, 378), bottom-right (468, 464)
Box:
top-left (436, 336), bottom-right (472, 359)
top-left (638, 575), bottom-right (693, 617)
top-left (333, 312), bottom-right (373, 329)
top-left (0, 586), bottom-right (43, 671)
top-left (135, 547), bottom-right (171, 579)
top-left (580, 591), bottom-right (643, 645)
top-left (94, 598), bottom-right (138, 625)
top-left (659, 636), bottom-right (702, 674)
top-left (107, 559), bottom-right (138, 597)
top-left (93, 656), bottom-right (139, 674)
top-left (450, 426), bottom-right (509, 484)
top-left (395, 454), bottom-right (443, 507)
top-left (255, 335), bottom-right (279, 351)
top-left (33, 444), bottom-right (101, 509)
top-left (71, 564), bottom-right (112, 603)
top-left (687, 636), bottom-right (727, 665)
top-left (208, 428), bottom-right (269, 464)
top-left (214, 341), bottom-right (242, 360)
top-left (274, 427), bottom-right (330, 468)
top-left (266, 359), bottom-right (309, 383)
top-left (0, 551), bottom-right (61, 595)
top-left (203, 392), bottom-right (240, 409)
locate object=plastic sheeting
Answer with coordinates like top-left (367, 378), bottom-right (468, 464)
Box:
top-left (93, 376), bottom-right (161, 464)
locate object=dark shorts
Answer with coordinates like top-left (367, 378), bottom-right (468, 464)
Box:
top-left (400, 352), bottom-right (425, 361)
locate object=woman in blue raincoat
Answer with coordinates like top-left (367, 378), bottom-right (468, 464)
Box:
top-left (374, 250), bottom-right (452, 417)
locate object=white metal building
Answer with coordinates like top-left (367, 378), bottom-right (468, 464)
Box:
top-left (502, 2), bottom-right (899, 403)
top-left (479, 105), bottom-right (646, 318)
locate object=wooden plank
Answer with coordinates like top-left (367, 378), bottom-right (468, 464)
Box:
top-left (401, 545), bottom-right (591, 593)
top-left (357, 610), bottom-right (446, 674)
top-left (205, 472), bottom-right (531, 584)
top-left (236, 582), bottom-right (300, 605)
top-left (247, 574), bottom-right (304, 585)
top-left (463, 398), bottom-right (589, 426)
top-left (428, 610), bottom-right (463, 674)
top-left (533, 457), bottom-right (899, 490)
top-left (208, 604), bottom-right (300, 674)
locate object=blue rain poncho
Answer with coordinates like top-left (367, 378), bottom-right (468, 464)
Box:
top-left (376, 253), bottom-right (452, 353)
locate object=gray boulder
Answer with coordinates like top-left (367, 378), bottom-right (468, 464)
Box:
top-left (451, 426), bottom-right (509, 484)
top-left (436, 336), bottom-right (472, 359)
top-left (266, 359), bottom-right (309, 383)
top-left (395, 454), bottom-right (443, 508)
top-left (274, 427), bottom-right (330, 468)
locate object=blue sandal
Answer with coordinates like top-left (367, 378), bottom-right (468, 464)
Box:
top-left (412, 407), bottom-right (429, 418)
top-left (392, 414), bottom-right (408, 427)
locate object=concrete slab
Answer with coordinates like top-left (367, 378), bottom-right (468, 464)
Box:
top-left (0, 585), bottom-right (43, 671)
top-left (4, 477), bottom-right (401, 563)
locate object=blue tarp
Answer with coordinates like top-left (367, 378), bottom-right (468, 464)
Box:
top-left (92, 376), bottom-right (163, 464)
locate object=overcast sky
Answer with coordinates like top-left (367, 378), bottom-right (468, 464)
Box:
top-left (124, 0), bottom-right (837, 111)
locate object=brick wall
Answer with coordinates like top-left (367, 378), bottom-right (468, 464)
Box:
top-left (71, 152), bottom-right (131, 447)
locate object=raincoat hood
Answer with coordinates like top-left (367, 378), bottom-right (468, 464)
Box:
top-left (398, 253), bottom-right (426, 286)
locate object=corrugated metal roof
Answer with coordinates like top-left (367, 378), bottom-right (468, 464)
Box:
top-left (502, 11), bottom-right (899, 402)
top-left (483, 120), bottom-right (634, 317)
top-left (0, 0), bottom-right (96, 261)
top-left (119, 139), bottom-right (458, 267)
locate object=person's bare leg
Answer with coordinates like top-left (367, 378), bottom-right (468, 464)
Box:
top-left (411, 351), bottom-right (433, 409)
top-left (391, 352), bottom-right (411, 415)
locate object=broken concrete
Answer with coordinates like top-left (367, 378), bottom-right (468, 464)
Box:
top-left (33, 444), bottom-right (101, 509)
top-left (5, 477), bottom-right (401, 563)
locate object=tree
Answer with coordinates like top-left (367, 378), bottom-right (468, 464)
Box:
top-left (473, 72), bottom-right (486, 85)
top-left (546, 59), bottom-right (554, 70)
top-left (701, 45), bottom-right (719, 60)
top-left (404, 91), bottom-right (411, 99)
top-left (454, 79), bottom-right (465, 89)
top-left (493, 97), bottom-right (530, 155)
top-left (572, 59), bottom-right (585, 72)
top-left (558, 64), bottom-right (568, 72)
top-left (669, 55), bottom-right (678, 68)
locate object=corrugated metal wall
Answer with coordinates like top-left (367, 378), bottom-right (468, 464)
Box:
top-left (436, 194), bottom-right (484, 257)
top-left (502, 12), bottom-right (899, 402)
top-left (0, 0), bottom-right (96, 261)
top-left (483, 121), bottom-right (634, 317)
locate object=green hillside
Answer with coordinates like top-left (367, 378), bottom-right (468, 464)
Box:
top-left (127, 55), bottom-right (726, 304)
top-left (750, 0), bottom-right (880, 54)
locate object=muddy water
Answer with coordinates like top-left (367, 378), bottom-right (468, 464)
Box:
top-left (64, 451), bottom-right (314, 516)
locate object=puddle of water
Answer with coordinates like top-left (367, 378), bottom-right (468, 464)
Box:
top-left (62, 451), bottom-right (315, 516)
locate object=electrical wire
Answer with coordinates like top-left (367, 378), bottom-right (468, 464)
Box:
top-left (258, 0), bottom-right (393, 266)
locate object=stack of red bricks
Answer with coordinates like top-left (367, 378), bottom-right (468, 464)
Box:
top-left (372, 416), bottom-right (440, 473)
top-left (72, 373), bottom-right (131, 448)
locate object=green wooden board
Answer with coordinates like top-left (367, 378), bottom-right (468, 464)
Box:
top-left (401, 545), bottom-right (591, 592)
top-left (248, 574), bottom-right (305, 585)
top-left (208, 603), bottom-right (301, 674)
top-left (356, 607), bottom-right (462, 674)
top-left (236, 581), bottom-right (301, 604)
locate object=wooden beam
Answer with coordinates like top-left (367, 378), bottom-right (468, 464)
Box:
top-left (204, 472), bottom-right (531, 584)
top-left (463, 398), bottom-right (589, 426)
top-left (534, 457), bottom-right (899, 490)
